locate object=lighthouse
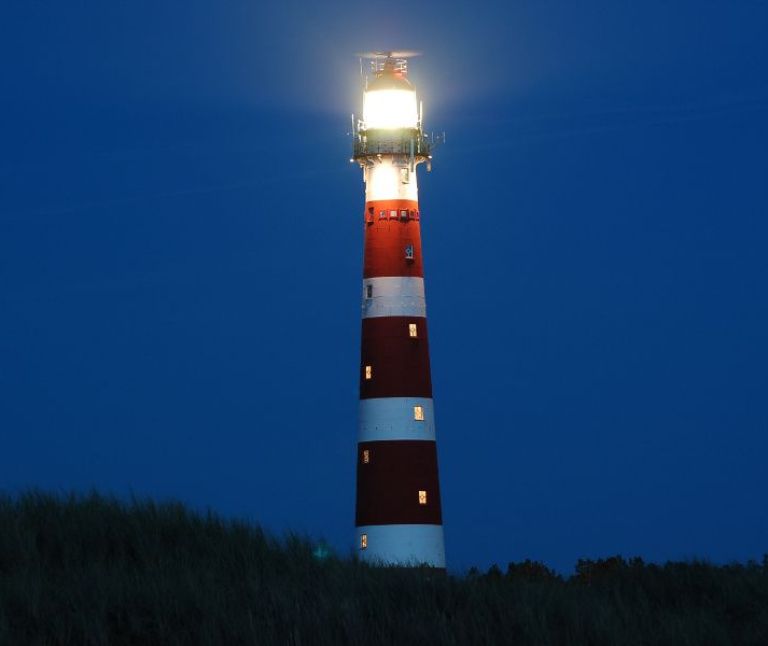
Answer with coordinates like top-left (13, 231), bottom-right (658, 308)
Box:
top-left (351, 52), bottom-right (445, 568)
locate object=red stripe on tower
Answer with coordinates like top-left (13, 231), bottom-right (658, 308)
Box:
top-left (363, 200), bottom-right (424, 278)
top-left (351, 53), bottom-right (445, 568)
top-left (360, 317), bottom-right (432, 399)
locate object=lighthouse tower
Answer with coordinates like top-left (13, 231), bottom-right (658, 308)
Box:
top-left (351, 53), bottom-right (445, 568)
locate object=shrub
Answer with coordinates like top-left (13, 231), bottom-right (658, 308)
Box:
top-left (1, 491), bottom-right (766, 645)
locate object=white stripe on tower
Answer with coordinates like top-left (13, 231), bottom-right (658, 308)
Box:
top-left (356, 524), bottom-right (446, 567)
top-left (365, 159), bottom-right (419, 202)
top-left (359, 398), bottom-right (436, 442)
top-left (362, 277), bottom-right (426, 319)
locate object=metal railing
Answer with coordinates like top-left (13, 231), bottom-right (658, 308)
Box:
top-left (352, 129), bottom-right (437, 160)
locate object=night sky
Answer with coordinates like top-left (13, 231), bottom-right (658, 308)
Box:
top-left (1, 2), bottom-right (767, 573)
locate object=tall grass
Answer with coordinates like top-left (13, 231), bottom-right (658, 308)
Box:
top-left (0, 491), bottom-right (766, 645)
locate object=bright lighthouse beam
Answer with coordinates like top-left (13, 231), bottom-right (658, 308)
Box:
top-left (363, 89), bottom-right (418, 129)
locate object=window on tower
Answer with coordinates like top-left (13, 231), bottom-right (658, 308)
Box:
top-left (405, 245), bottom-right (414, 260)
top-left (418, 490), bottom-right (428, 505)
top-left (400, 209), bottom-right (408, 220)
top-left (408, 323), bottom-right (418, 338)
top-left (379, 210), bottom-right (386, 220)
top-left (362, 449), bottom-right (370, 464)
top-left (389, 210), bottom-right (397, 219)
top-left (366, 284), bottom-right (373, 299)
top-left (360, 533), bottom-right (368, 549)
top-left (365, 365), bottom-right (373, 380)
top-left (413, 405), bottom-right (424, 421)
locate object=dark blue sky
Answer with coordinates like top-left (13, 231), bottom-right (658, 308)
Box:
top-left (1, 1), bottom-right (766, 573)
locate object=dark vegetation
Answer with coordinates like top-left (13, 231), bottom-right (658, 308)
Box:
top-left (1, 492), bottom-right (766, 645)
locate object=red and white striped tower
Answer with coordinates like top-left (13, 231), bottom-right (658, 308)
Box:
top-left (351, 53), bottom-right (445, 568)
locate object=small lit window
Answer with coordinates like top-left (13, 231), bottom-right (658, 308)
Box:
top-left (418, 490), bottom-right (428, 505)
top-left (415, 211), bottom-right (420, 220)
top-left (366, 284), bottom-right (373, 299)
top-left (400, 209), bottom-right (408, 219)
top-left (389, 210), bottom-right (397, 219)
top-left (413, 405), bottom-right (424, 421)
top-left (362, 449), bottom-right (370, 464)
top-left (379, 210), bottom-right (386, 219)
top-left (365, 365), bottom-right (373, 380)
top-left (360, 533), bottom-right (368, 549)
top-left (405, 245), bottom-right (414, 260)
top-left (408, 323), bottom-right (418, 338)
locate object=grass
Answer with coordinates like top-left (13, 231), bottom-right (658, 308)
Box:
top-left (1, 491), bottom-right (766, 645)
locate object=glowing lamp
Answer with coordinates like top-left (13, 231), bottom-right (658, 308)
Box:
top-left (363, 88), bottom-right (418, 129)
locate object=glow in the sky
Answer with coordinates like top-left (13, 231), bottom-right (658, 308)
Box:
top-left (363, 89), bottom-right (418, 129)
